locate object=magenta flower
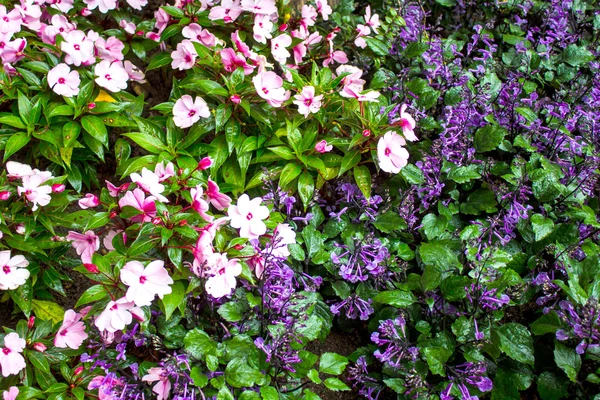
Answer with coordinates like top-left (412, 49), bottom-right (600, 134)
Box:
top-left (142, 368), bottom-right (171, 400)
top-left (252, 71), bottom-right (290, 107)
top-left (154, 162), bottom-right (175, 182)
top-left (120, 261), bottom-right (173, 307)
top-left (0, 6), bottom-right (22, 34)
top-left (1, 38), bottom-right (26, 64)
top-left (228, 194), bottom-right (269, 239)
top-left (206, 179), bottom-right (231, 210)
top-left (315, 140), bottom-right (333, 153)
top-left (78, 193), bottom-right (99, 209)
top-left (171, 40), bottom-right (197, 71)
top-left (182, 23), bottom-right (217, 47)
top-left (396, 104), bottom-right (417, 142)
top-left (105, 181), bottom-right (130, 197)
top-left (0, 250), bottom-right (29, 290)
top-left (67, 230), bottom-right (100, 264)
top-left (54, 309), bottom-right (88, 349)
top-left (118, 188), bottom-right (156, 223)
top-left (293, 86), bottom-right (323, 117)
top-left (94, 297), bottom-right (144, 333)
top-left (377, 131), bottom-right (409, 173)
top-left (94, 60), bottom-right (129, 92)
top-left (47, 63), bottom-right (80, 97)
top-left (173, 95), bottom-right (210, 129)
top-left (220, 48), bottom-right (255, 75)
top-left (190, 185), bottom-right (213, 222)
top-left (0, 333), bottom-right (26, 377)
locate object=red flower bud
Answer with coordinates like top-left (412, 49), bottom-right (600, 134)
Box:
top-left (84, 263), bottom-right (99, 273)
top-left (178, 220), bottom-right (188, 226)
top-left (74, 366), bottom-right (84, 376)
top-left (152, 217), bottom-right (162, 225)
top-left (230, 94), bottom-right (241, 105)
top-left (88, 102), bottom-right (96, 109)
top-left (28, 316), bottom-right (35, 329)
top-left (52, 184), bottom-right (65, 193)
top-left (233, 244), bottom-right (244, 250)
top-left (33, 342), bottom-right (47, 352)
top-left (0, 191), bottom-right (10, 200)
top-left (362, 129), bottom-right (371, 137)
top-left (197, 157), bottom-right (213, 170)
top-left (279, 23), bottom-right (288, 32)
top-left (109, 211), bottom-right (118, 219)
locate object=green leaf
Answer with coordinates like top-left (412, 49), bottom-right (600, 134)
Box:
top-left (338, 150), bottom-right (361, 176)
top-left (537, 371), bottom-right (569, 400)
top-left (62, 121), bottom-right (81, 148)
top-left (161, 281), bottom-right (186, 320)
top-left (419, 241), bottom-right (462, 271)
top-left (217, 301), bottom-right (245, 322)
top-left (0, 115), bottom-right (26, 129)
top-left (447, 165), bottom-right (481, 183)
top-left (184, 328), bottom-right (218, 361)
top-left (563, 44), bottom-right (595, 67)
top-left (365, 37), bottom-right (389, 56)
top-left (182, 80), bottom-right (229, 96)
top-left (554, 342), bottom-right (581, 382)
top-left (123, 132), bottom-right (167, 154)
top-left (27, 351), bottom-right (50, 373)
top-left (374, 211), bottom-right (407, 233)
top-left (81, 115), bottom-right (108, 146)
top-left (531, 214), bottom-right (554, 241)
top-left (18, 91), bottom-right (32, 124)
top-left (323, 377), bottom-right (350, 391)
top-left (279, 162), bottom-right (302, 190)
top-left (353, 165), bottom-right (371, 200)
top-left (495, 323), bottom-right (534, 365)
top-left (298, 171), bottom-right (315, 210)
top-left (421, 214), bottom-right (448, 240)
top-left (531, 312), bottom-right (563, 335)
top-left (147, 52), bottom-right (173, 70)
top-left (319, 353), bottom-right (348, 375)
top-left (302, 225), bottom-right (324, 258)
top-left (225, 358), bottom-right (263, 388)
top-left (75, 285), bottom-right (108, 308)
top-left (474, 124), bottom-right (506, 152)
top-left (31, 300), bottom-right (64, 324)
top-left (373, 290), bottom-right (416, 307)
top-left (401, 164), bottom-right (425, 184)
top-left (259, 387), bottom-right (278, 400)
top-left (4, 131), bottom-right (31, 161)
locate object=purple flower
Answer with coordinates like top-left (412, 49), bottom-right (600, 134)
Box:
top-left (371, 316), bottom-right (419, 368)
top-left (330, 294), bottom-right (374, 320)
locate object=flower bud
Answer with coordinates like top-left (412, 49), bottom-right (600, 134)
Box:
top-left (233, 244), bottom-right (244, 250)
top-left (84, 263), bottom-right (99, 273)
top-left (109, 211), bottom-right (118, 219)
top-left (230, 94), bottom-right (241, 105)
top-left (81, 7), bottom-right (92, 16)
top-left (78, 193), bottom-right (99, 209)
top-left (52, 184), bottom-right (65, 193)
top-left (197, 157), bottom-right (213, 170)
top-left (33, 343), bottom-right (47, 352)
top-left (152, 217), bottom-right (162, 225)
top-left (28, 316), bottom-right (35, 329)
top-left (362, 129), bottom-right (371, 137)
top-left (279, 23), bottom-right (288, 32)
top-left (74, 366), bottom-right (84, 376)
top-left (15, 224), bottom-right (25, 234)
top-left (88, 102), bottom-right (96, 110)
top-left (0, 191), bottom-right (10, 200)
top-left (178, 220), bottom-right (188, 226)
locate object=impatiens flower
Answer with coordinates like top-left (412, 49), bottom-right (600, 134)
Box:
top-left (395, 104), bottom-right (417, 142)
top-left (119, 20), bottom-right (136, 35)
top-left (171, 39), bottom-right (197, 70)
top-left (0, 6), bottom-right (22, 34)
top-left (293, 86), bottom-right (323, 117)
top-left (67, 230), bottom-right (100, 264)
top-left (232, 30), bottom-right (252, 57)
top-left (105, 180), bottom-right (130, 197)
top-left (301, 5), bottom-right (317, 27)
top-left (315, 140), bottom-right (332, 153)
top-left (252, 14), bottom-right (273, 44)
top-left (209, 0), bottom-right (243, 22)
top-left (0, 251), bottom-right (29, 290)
top-left (1, 38), bottom-right (26, 64)
top-left (61, 30), bottom-right (94, 66)
top-left (154, 162), bottom-right (175, 182)
top-left (83, 0), bottom-right (117, 13)
top-left (124, 61), bottom-right (146, 83)
top-left (269, 223), bottom-right (296, 257)
top-left (252, 71), bottom-right (290, 107)
top-left (142, 368), bottom-right (171, 400)
top-left (2, 387), bottom-right (18, 400)
top-left (94, 297), bottom-right (144, 333)
top-left (120, 260), bottom-right (173, 307)
top-left (190, 185), bottom-right (213, 222)
top-left (41, 15), bottom-right (76, 44)
top-left (377, 131), bottom-right (409, 173)
top-left (271, 34), bottom-right (292, 64)
top-left (354, 24), bottom-right (370, 49)
top-left (95, 37), bottom-right (125, 61)
top-left (130, 168), bottom-right (168, 202)
top-left (228, 194), bottom-right (269, 239)
top-left (14, 224), bottom-right (25, 235)
top-left (182, 23), bottom-right (217, 47)
top-left (94, 60), bottom-right (129, 93)
top-left (240, 0), bottom-right (277, 15)
top-left (78, 193), bottom-right (99, 209)
top-left (340, 84), bottom-right (380, 102)
top-left (17, 174), bottom-right (52, 211)
top-left (220, 48), bottom-right (255, 75)
top-left (54, 309), bottom-right (88, 349)
top-left (364, 6), bottom-right (380, 32)
top-left (118, 188), bottom-right (156, 223)
top-left (316, 0), bottom-right (332, 20)
top-left (125, 0), bottom-right (147, 10)
top-left (206, 179), bottom-right (231, 210)
top-left (0, 333), bottom-right (26, 377)
top-left (197, 156), bottom-right (213, 170)
top-left (172, 95), bottom-right (210, 129)
top-left (204, 253), bottom-right (242, 298)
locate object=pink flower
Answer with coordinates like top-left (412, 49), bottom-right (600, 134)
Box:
top-left (322, 44), bottom-right (347, 67)
top-left (271, 34), bottom-right (292, 64)
top-left (252, 71), bottom-right (290, 108)
top-left (118, 188), bottom-right (156, 223)
top-left (88, 375), bottom-right (124, 399)
top-left (2, 387), bottom-right (18, 400)
top-left (190, 185), bottom-right (213, 222)
top-left (182, 23), bottom-right (217, 47)
top-left (231, 30), bottom-right (252, 57)
top-left (340, 84), bottom-right (380, 102)
top-left (94, 297), bottom-right (144, 333)
top-left (49, 0), bottom-right (74, 13)
top-left (103, 230), bottom-right (122, 251)
top-left (120, 260), bottom-right (173, 307)
top-left (173, 95), bottom-right (210, 129)
top-left (209, 0), bottom-right (243, 22)
top-left (17, 174), bottom-right (52, 211)
top-left (105, 181), bottom-right (129, 197)
top-left (0, 191), bottom-right (9, 200)
top-left (252, 14), bottom-right (273, 44)
top-left (206, 179), bottom-right (231, 210)
top-left (41, 14), bottom-right (75, 44)
top-left (336, 65), bottom-right (365, 90)
top-left (95, 37), bottom-right (125, 61)
top-left (0, 333), bottom-right (26, 377)
top-left (52, 184), bottom-right (65, 193)
top-left (315, 140), bottom-right (332, 153)
top-left (124, 61), bottom-right (145, 83)
top-left (197, 156), bottom-right (213, 170)
top-left (14, 224), bottom-right (25, 235)
top-left (316, 0), bottom-right (332, 20)
top-left (301, 5), bottom-right (317, 27)
top-left (228, 194), bottom-right (269, 239)
top-left (54, 309), bottom-right (88, 349)
top-left (78, 193), bottom-right (99, 209)
top-left (171, 39), bottom-right (197, 70)
top-left (240, 0), bottom-right (277, 15)
top-left (83, 0), bottom-right (117, 13)
top-left (0, 6), bottom-right (22, 34)
top-left (365, 6), bottom-right (380, 32)
top-left (0, 251), bottom-right (29, 290)
top-left (269, 223), bottom-right (296, 257)
top-left (61, 30), bottom-right (94, 66)
top-left (395, 104), bottom-right (417, 142)
top-left (154, 8), bottom-right (170, 33)
top-left (131, 168), bottom-right (168, 202)
top-left (220, 48), bottom-right (255, 75)
top-left (1, 38), bottom-right (26, 64)
top-left (377, 131), bottom-right (409, 173)
top-left (6, 161), bottom-right (45, 179)
top-left (126, 0), bottom-right (147, 10)
top-left (94, 60), bottom-right (129, 92)
top-left (354, 24), bottom-right (370, 49)
top-left (119, 20), bottom-right (136, 35)
top-left (293, 86), bottom-right (323, 117)
top-left (67, 230), bottom-right (100, 264)
top-left (142, 368), bottom-right (171, 400)
top-left (204, 253), bottom-right (242, 298)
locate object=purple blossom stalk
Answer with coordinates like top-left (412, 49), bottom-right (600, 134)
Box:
top-left (371, 316), bottom-right (419, 368)
top-left (555, 299), bottom-right (600, 355)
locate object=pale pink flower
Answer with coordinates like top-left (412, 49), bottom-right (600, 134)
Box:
top-left (119, 20), bottom-right (136, 35)
top-left (228, 194), bottom-right (269, 239)
top-left (83, 0), bottom-right (117, 13)
top-left (204, 253), bottom-right (242, 298)
top-left (67, 230), bottom-right (100, 264)
top-left (252, 71), bottom-right (290, 107)
top-left (61, 30), bottom-right (94, 66)
top-left (2, 387), bottom-right (18, 400)
top-left (0, 251), bottom-right (29, 290)
top-left (316, 0), bottom-right (332, 20)
top-left (95, 37), bottom-right (124, 61)
top-left (203, 217), bottom-right (230, 241)
top-left (154, 162), bottom-right (175, 182)
top-left (17, 174), bottom-right (52, 211)
top-left (130, 168), bottom-right (168, 203)
top-left (206, 179), bottom-right (231, 210)
top-left (293, 86), bottom-right (323, 117)
top-left (208, 0), bottom-right (243, 23)
top-left (49, 0), bottom-right (74, 13)
top-left (1, 38), bottom-right (27, 64)
top-left (173, 95), bottom-right (210, 129)
top-left (142, 368), bottom-right (171, 400)
top-left (301, 5), bottom-right (317, 27)
top-left (241, 0), bottom-right (277, 15)
top-left (88, 375), bottom-right (124, 399)
top-left (118, 188), bottom-right (156, 223)
top-left (292, 30), bottom-right (321, 64)
top-left (0, 333), bottom-right (26, 377)
top-left (94, 297), bottom-right (144, 333)
top-left (231, 30), bottom-right (252, 57)
top-left (120, 260), bottom-right (173, 307)
top-left (154, 8), bottom-right (170, 33)
top-left (0, 6), bottom-right (22, 34)
top-left (190, 185), bottom-right (213, 222)
top-left (182, 23), bottom-right (217, 47)
top-left (124, 61), bottom-right (146, 83)
top-left (103, 230), bottom-right (121, 251)
top-left (47, 63), bottom-right (80, 97)
top-left (340, 84), bottom-right (380, 102)
top-left (171, 39), bottom-right (197, 70)
top-left (354, 24), bottom-right (370, 49)
top-left (41, 15), bottom-right (76, 44)
top-left (220, 48), bottom-right (255, 75)
top-left (54, 309), bottom-right (88, 349)
top-left (365, 6), bottom-right (380, 32)
top-left (270, 34), bottom-right (292, 64)
top-left (322, 44), bottom-right (347, 67)
top-left (6, 161), bottom-right (43, 178)
top-left (377, 131), bottom-right (409, 173)
top-left (252, 14), bottom-right (273, 44)
top-left (78, 193), bottom-right (99, 209)
top-left (395, 104), bottom-right (417, 142)
top-left (94, 60), bottom-right (129, 92)
top-left (126, 0), bottom-right (147, 10)
top-left (191, 231), bottom-right (214, 276)
top-left (315, 140), bottom-right (332, 153)
top-left (336, 64), bottom-right (365, 90)
top-left (269, 223), bottom-right (296, 258)
top-left (105, 180), bottom-right (130, 197)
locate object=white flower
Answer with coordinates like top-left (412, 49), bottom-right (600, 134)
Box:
top-left (228, 194), bottom-right (269, 239)
top-left (47, 63), bottom-right (80, 97)
top-left (0, 251), bottom-right (29, 290)
top-left (130, 168), bottom-right (168, 203)
top-left (94, 60), bottom-right (129, 93)
top-left (120, 260), bottom-right (173, 307)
